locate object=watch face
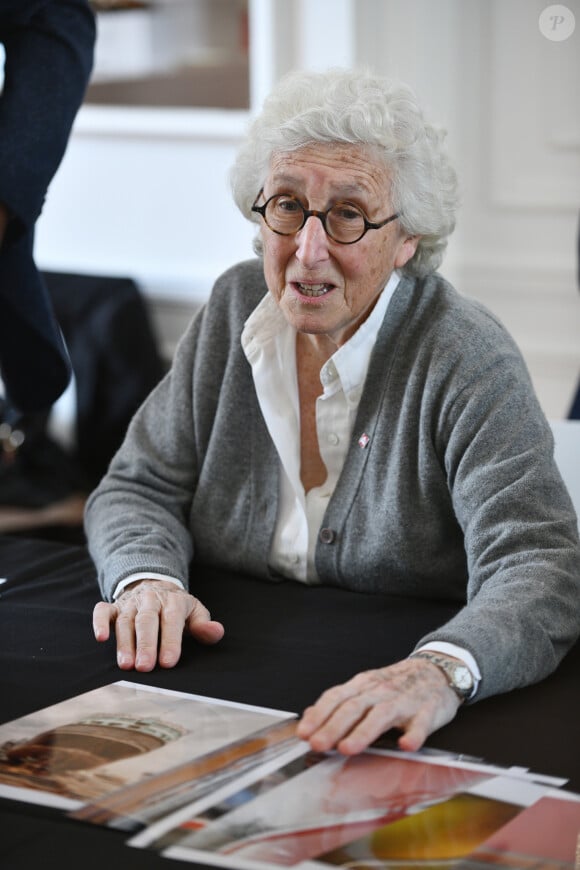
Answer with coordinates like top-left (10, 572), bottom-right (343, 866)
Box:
top-left (413, 652), bottom-right (474, 697)
top-left (454, 667), bottom-right (473, 690)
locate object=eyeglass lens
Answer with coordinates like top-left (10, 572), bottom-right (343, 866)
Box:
top-left (265, 195), bottom-right (367, 243)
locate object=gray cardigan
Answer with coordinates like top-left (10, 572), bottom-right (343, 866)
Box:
top-left (85, 259), bottom-right (580, 701)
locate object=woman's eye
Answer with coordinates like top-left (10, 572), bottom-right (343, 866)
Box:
top-left (334, 204), bottom-right (362, 221)
top-left (276, 197), bottom-right (301, 213)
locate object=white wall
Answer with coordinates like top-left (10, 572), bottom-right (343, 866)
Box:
top-left (35, 0), bottom-right (580, 414)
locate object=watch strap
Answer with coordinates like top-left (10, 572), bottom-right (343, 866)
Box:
top-left (411, 651), bottom-right (474, 701)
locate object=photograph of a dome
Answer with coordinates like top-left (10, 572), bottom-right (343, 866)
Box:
top-left (0, 681), bottom-right (294, 809)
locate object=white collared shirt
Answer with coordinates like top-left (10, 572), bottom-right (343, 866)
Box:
top-left (242, 271), bottom-right (400, 583)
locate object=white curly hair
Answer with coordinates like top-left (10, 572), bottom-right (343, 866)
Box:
top-left (230, 67), bottom-right (459, 277)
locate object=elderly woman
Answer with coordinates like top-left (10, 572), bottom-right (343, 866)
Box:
top-left (87, 68), bottom-right (580, 756)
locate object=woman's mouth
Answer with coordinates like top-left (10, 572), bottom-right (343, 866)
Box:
top-left (294, 282), bottom-right (333, 298)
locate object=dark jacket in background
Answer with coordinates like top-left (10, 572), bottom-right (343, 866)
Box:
top-left (0, 271), bottom-right (165, 511)
top-left (43, 271), bottom-right (165, 490)
top-left (0, 0), bottom-right (96, 413)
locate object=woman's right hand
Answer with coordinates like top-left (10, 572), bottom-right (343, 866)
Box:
top-left (92, 579), bottom-right (225, 671)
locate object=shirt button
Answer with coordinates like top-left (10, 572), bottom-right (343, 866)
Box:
top-left (319, 527), bottom-right (336, 544)
top-left (320, 362), bottom-right (337, 387)
top-left (327, 432), bottom-right (339, 446)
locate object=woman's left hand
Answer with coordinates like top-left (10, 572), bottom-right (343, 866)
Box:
top-left (296, 657), bottom-right (462, 755)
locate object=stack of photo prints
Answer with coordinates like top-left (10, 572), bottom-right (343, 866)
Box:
top-left (1, 680), bottom-right (579, 868)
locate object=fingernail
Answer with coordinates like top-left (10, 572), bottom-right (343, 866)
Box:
top-left (117, 651), bottom-right (131, 668)
top-left (136, 653), bottom-right (153, 670)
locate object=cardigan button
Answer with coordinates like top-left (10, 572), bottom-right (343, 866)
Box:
top-left (319, 527), bottom-right (336, 544)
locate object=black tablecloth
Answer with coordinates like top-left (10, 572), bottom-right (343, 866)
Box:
top-left (1, 534), bottom-right (579, 868)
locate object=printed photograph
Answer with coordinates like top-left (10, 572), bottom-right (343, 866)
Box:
top-left (456, 793), bottom-right (580, 870)
top-left (155, 750), bottom-right (495, 868)
top-left (0, 680), bottom-right (294, 811)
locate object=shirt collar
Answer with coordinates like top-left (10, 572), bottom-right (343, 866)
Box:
top-left (242, 269), bottom-right (401, 392)
top-left (323, 270), bottom-right (400, 398)
top-left (241, 287), bottom-right (287, 363)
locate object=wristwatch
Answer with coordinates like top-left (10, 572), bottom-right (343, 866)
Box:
top-left (411, 651), bottom-right (474, 701)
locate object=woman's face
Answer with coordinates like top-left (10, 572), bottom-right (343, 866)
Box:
top-left (259, 143), bottom-right (419, 348)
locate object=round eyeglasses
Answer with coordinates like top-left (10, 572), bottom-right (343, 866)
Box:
top-left (251, 192), bottom-right (399, 245)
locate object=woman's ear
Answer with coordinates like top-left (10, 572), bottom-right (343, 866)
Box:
top-left (394, 234), bottom-right (421, 269)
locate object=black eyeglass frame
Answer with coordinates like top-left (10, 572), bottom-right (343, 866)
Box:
top-left (251, 191), bottom-right (399, 245)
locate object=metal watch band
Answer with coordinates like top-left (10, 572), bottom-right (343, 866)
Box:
top-left (411, 651), bottom-right (474, 701)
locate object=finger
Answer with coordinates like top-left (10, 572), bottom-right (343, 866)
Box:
top-left (305, 691), bottom-right (430, 756)
top-left (397, 720), bottom-right (430, 753)
top-left (298, 689), bottom-right (372, 752)
top-left (192, 620), bottom-right (225, 645)
top-left (336, 673), bottom-right (460, 755)
top-left (185, 599), bottom-right (225, 645)
top-left (397, 689), bottom-right (460, 753)
top-left (114, 602), bottom-right (139, 670)
top-left (157, 599), bottom-right (189, 669)
top-left (297, 694), bottom-right (346, 741)
top-left (298, 664), bottom-right (435, 752)
top-left (297, 672), bottom-right (374, 740)
top-left (336, 701), bottom-right (402, 755)
top-left (92, 601), bottom-right (115, 642)
top-left (133, 604), bottom-right (162, 672)
top-left (338, 699), bottom-right (436, 756)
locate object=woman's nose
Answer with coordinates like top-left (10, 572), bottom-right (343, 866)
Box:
top-left (295, 215), bottom-right (331, 266)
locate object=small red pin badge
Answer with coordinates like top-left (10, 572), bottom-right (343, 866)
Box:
top-left (358, 433), bottom-right (370, 448)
